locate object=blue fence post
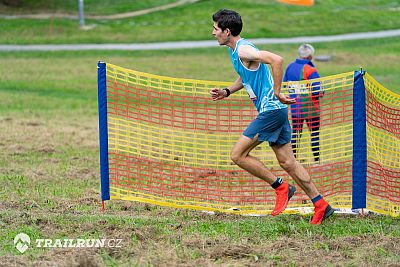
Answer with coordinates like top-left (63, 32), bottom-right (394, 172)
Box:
top-left (98, 61), bottom-right (110, 201)
top-left (352, 69), bottom-right (367, 209)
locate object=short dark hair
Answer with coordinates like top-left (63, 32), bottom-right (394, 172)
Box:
top-left (212, 9), bottom-right (242, 36)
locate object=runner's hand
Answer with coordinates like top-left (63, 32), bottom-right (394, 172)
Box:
top-left (210, 88), bottom-right (226, 101)
top-left (275, 93), bottom-right (296, 104)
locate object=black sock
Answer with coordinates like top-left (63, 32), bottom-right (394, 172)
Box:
top-left (311, 195), bottom-right (322, 204)
top-left (271, 177), bottom-right (283, 189)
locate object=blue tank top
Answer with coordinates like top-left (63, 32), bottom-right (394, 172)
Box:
top-left (229, 39), bottom-right (287, 113)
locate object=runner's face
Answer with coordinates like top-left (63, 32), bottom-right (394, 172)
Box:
top-left (212, 21), bottom-right (229, 45)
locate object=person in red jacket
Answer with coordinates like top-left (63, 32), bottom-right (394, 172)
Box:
top-left (283, 44), bottom-right (323, 163)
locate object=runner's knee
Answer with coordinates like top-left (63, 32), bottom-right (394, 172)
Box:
top-left (230, 151), bottom-right (243, 165)
top-left (278, 158), bottom-right (296, 171)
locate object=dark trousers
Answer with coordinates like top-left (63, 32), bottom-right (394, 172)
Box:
top-left (291, 116), bottom-right (320, 162)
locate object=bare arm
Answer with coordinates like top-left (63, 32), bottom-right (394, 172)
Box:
top-left (238, 46), bottom-right (295, 104)
top-left (210, 76), bottom-right (243, 101)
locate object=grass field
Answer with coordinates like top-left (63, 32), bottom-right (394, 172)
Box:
top-left (0, 0), bottom-right (177, 15)
top-left (1, 1), bottom-right (399, 266)
top-left (1, 39), bottom-right (399, 266)
top-left (1, 0), bottom-right (400, 44)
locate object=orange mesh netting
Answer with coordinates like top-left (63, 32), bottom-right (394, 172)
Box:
top-left (98, 63), bottom-right (399, 216)
top-left (364, 73), bottom-right (400, 216)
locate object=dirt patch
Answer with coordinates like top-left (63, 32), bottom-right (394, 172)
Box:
top-left (34, 249), bottom-right (102, 267)
top-left (210, 244), bottom-right (254, 260)
top-left (35, 146), bottom-right (56, 154)
top-left (0, 256), bottom-right (29, 267)
top-left (1, 116), bottom-right (97, 153)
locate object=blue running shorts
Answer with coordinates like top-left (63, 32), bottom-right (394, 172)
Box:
top-left (243, 108), bottom-right (291, 146)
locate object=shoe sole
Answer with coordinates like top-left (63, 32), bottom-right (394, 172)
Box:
top-left (323, 204), bottom-right (334, 220)
top-left (288, 185), bottom-right (296, 200)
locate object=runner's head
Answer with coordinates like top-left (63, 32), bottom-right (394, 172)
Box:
top-left (212, 9), bottom-right (242, 37)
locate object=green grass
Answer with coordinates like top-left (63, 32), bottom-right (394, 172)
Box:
top-left (1, 37), bottom-right (399, 95)
top-left (0, 0), bottom-right (177, 15)
top-left (0, 37), bottom-right (399, 265)
top-left (0, 1), bottom-right (399, 266)
top-left (0, 0), bottom-right (400, 44)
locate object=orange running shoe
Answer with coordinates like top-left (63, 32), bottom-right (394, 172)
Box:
top-left (271, 182), bottom-right (296, 216)
top-left (311, 199), bottom-right (334, 225)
